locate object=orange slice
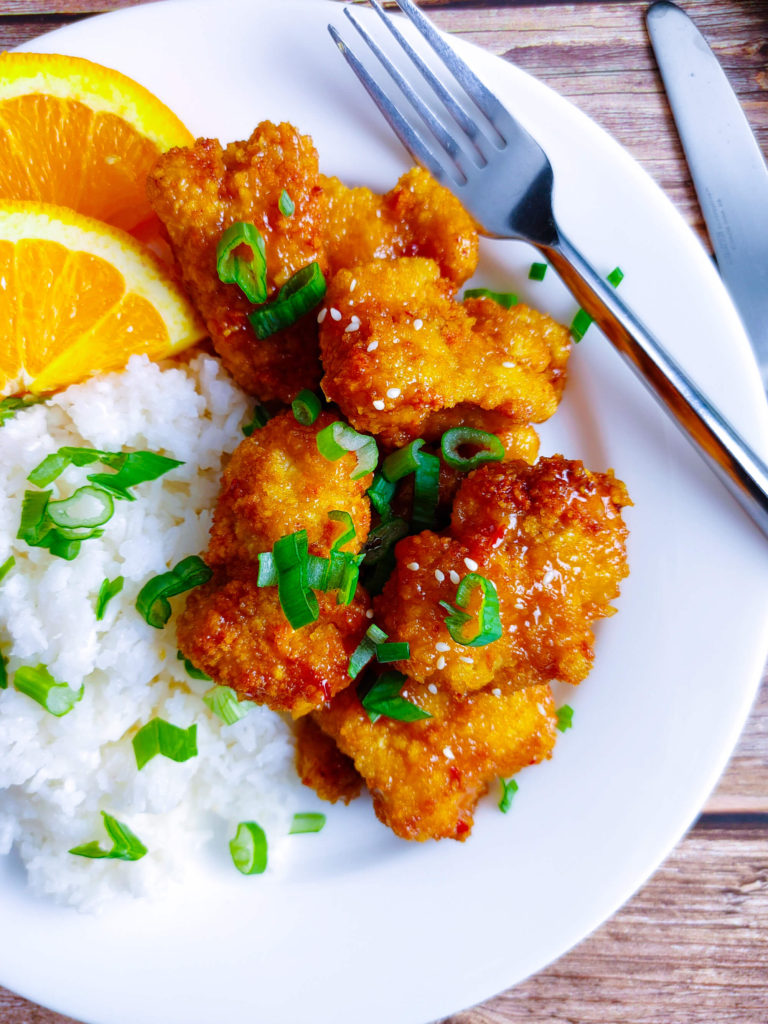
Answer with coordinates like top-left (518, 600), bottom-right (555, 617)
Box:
top-left (0, 200), bottom-right (205, 397)
top-left (0, 52), bottom-right (194, 234)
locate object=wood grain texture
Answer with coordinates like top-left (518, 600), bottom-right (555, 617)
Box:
top-left (0, 1), bottom-right (766, 1023)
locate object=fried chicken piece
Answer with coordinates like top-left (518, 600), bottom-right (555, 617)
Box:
top-left (315, 676), bottom-right (557, 840)
top-left (319, 258), bottom-right (570, 447)
top-left (322, 167), bottom-right (478, 286)
top-left (148, 122), bottom-right (327, 402)
top-left (294, 716), bottom-right (364, 805)
top-left (177, 566), bottom-right (370, 718)
top-left (208, 410), bottom-right (372, 566)
top-left (376, 456), bottom-right (631, 694)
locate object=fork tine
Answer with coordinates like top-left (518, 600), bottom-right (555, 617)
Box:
top-left (393, 0), bottom-right (509, 143)
top-left (343, 6), bottom-right (470, 176)
top-left (328, 23), bottom-right (455, 185)
top-left (365, 0), bottom-right (493, 157)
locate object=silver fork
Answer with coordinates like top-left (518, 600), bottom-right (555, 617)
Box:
top-left (329, 0), bottom-right (768, 540)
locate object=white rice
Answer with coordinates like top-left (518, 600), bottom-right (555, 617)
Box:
top-left (0, 353), bottom-right (305, 911)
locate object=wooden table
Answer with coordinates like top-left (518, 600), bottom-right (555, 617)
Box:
top-left (1, 1), bottom-right (766, 1022)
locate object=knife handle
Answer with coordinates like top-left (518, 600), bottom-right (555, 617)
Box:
top-left (545, 228), bottom-right (768, 539)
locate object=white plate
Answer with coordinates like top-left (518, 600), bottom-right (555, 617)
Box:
top-left (4, 2), bottom-right (768, 1022)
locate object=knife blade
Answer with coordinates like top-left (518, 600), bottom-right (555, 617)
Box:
top-left (646, 0), bottom-right (768, 390)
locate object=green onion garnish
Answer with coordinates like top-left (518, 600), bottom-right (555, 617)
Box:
top-left (95, 576), bottom-right (124, 620)
top-left (0, 555), bottom-right (15, 583)
top-left (376, 641), bottom-right (409, 663)
top-left (46, 485), bottom-right (114, 529)
top-left (0, 395), bottom-right (42, 427)
top-left (203, 684), bottom-right (253, 725)
top-left (348, 622), bottom-right (388, 680)
top-left (556, 704), bottom-right (574, 732)
top-left (571, 308), bottom-right (593, 343)
top-left (463, 287), bottom-right (518, 308)
top-left (216, 221), bottom-right (268, 304)
top-left (381, 439), bottom-right (425, 483)
top-left (529, 262), bottom-right (547, 281)
top-left (249, 261), bottom-right (327, 339)
top-left (289, 812), bottom-right (325, 834)
top-left (361, 517), bottom-right (408, 596)
top-left (440, 427), bottom-right (505, 472)
top-left (367, 472), bottom-right (396, 520)
top-left (132, 718), bottom-right (198, 770)
top-left (17, 489), bottom-right (53, 546)
top-left (278, 190), bottom-right (295, 217)
top-left (316, 421), bottom-right (378, 481)
top-left (28, 446), bottom-right (182, 499)
top-left (13, 664), bottom-right (83, 716)
top-left (607, 266), bottom-right (624, 288)
top-left (242, 404), bottom-right (272, 437)
top-left (328, 509), bottom-right (356, 552)
top-left (136, 555), bottom-right (212, 629)
top-left (177, 650), bottom-right (212, 681)
top-left (360, 670), bottom-right (432, 724)
top-left (0, 652), bottom-right (8, 690)
top-left (440, 572), bottom-right (503, 647)
top-left (412, 449), bottom-right (439, 531)
top-left (273, 529), bottom-right (319, 629)
top-left (229, 821), bottom-right (268, 875)
top-left (292, 389), bottom-right (322, 426)
top-left (499, 777), bottom-right (519, 813)
top-left (69, 811), bottom-right (147, 861)
top-left (17, 487), bottom-right (109, 561)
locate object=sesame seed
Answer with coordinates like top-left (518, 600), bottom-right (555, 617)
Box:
top-left (387, 387), bottom-right (401, 399)
top-left (464, 557), bottom-right (479, 571)
top-left (350, 278), bottom-right (357, 291)
top-left (460, 656), bottom-right (473, 664)
top-left (436, 642), bottom-right (450, 652)
top-left (428, 683), bottom-right (438, 695)
top-left (492, 688), bottom-right (502, 697)
top-left (366, 609), bottom-right (374, 619)
top-left (434, 569), bottom-right (445, 583)
top-left (436, 656), bottom-right (446, 670)
top-left (317, 307), bottom-right (328, 324)
top-left (443, 745), bottom-right (455, 760)
top-left (502, 361), bottom-right (514, 368)
top-left (344, 316), bottom-right (361, 333)
top-left (414, 318), bottom-right (423, 330)
top-left (373, 399), bottom-right (385, 411)
top-left (449, 570), bottom-right (460, 585)
top-left (330, 307), bottom-right (342, 321)
top-left (367, 340), bottom-right (379, 352)
top-left (407, 561), bottom-right (420, 571)
top-left (542, 569), bottom-right (558, 586)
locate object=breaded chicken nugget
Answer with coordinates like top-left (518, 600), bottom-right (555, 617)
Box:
top-left (208, 410), bottom-right (372, 566)
top-left (322, 167), bottom-right (478, 286)
top-left (295, 716), bottom-right (364, 805)
top-left (148, 122), bottom-right (326, 401)
top-left (376, 456), bottom-right (631, 694)
top-left (314, 676), bottom-right (557, 840)
top-left (319, 258), bottom-right (570, 447)
top-left (177, 567), bottom-right (370, 718)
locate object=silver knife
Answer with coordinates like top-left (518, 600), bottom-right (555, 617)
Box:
top-left (646, 0), bottom-right (768, 390)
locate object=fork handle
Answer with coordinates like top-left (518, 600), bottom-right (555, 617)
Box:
top-left (544, 229), bottom-right (768, 538)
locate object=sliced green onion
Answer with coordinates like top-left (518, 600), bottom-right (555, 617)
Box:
top-left (289, 812), bottom-right (325, 834)
top-left (216, 221), bottom-right (268, 304)
top-left (0, 395), bottom-right (42, 427)
top-left (249, 261), bottom-right (327, 339)
top-left (361, 517), bottom-right (408, 595)
top-left (464, 287), bottom-right (518, 309)
top-left (571, 308), bottom-right (593, 343)
top-left (292, 389), bottom-right (322, 426)
top-left (278, 190), bottom-right (295, 217)
top-left (328, 510), bottom-right (356, 552)
top-left (229, 821), bottom-right (268, 875)
top-left (95, 576), bottom-right (124, 620)
top-left (132, 718), bottom-right (198, 770)
top-left (348, 622), bottom-right (388, 680)
top-left (376, 641), bottom-right (409, 663)
top-left (0, 555), bottom-right (15, 583)
top-left (381, 440), bottom-right (425, 483)
top-left (412, 449), bottom-right (439, 531)
top-left (203, 685), bottom-right (253, 725)
top-left (13, 664), bottom-right (83, 716)
top-left (441, 427), bottom-right (504, 471)
top-left (69, 811), bottom-right (147, 861)
top-left (367, 472), bottom-right (396, 520)
top-left (360, 670), bottom-right (432, 724)
top-left (316, 421), bottom-right (378, 481)
top-left (556, 704), bottom-right (574, 732)
top-left (0, 652), bottom-right (7, 690)
top-left (242, 404), bottom-right (272, 437)
top-left (607, 266), bottom-right (624, 288)
top-left (334, 552), bottom-right (364, 605)
top-left (528, 262), bottom-right (547, 281)
top-left (17, 489), bottom-right (52, 545)
top-left (440, 572), bottom-right (503, 647)
top-left (273, 530), bottom-right (319, 629)
top-left (47, 485), bottom-right (114, 529)
top-left (28, 446), bottom-right (182, 497)
top-left (177, 650), bottom-right (211, 681)
top-left (136, 555), bottom-right (212, 629)
top-left (499, 777), bottom-right (519, 813)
